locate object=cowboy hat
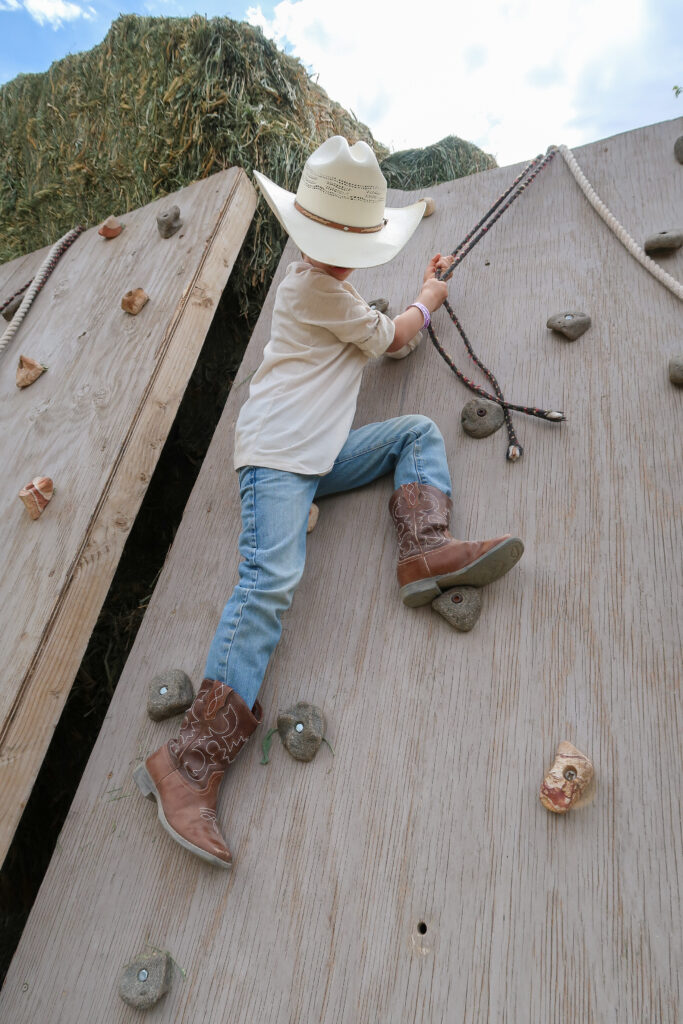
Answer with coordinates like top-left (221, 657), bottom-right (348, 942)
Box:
top-left (253, 136), bottom-right (425, 269)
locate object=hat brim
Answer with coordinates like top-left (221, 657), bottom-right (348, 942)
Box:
top-left (253, 171), bottom-right (426, 269)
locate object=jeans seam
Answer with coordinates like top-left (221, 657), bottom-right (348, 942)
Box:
top-left (332, 430), bottom-right (420, 465)
top-left (218, 470), bottom-right (260, 685)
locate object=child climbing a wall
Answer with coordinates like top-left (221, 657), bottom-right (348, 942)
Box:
top-left (134, 136), bottom-right (524, 868)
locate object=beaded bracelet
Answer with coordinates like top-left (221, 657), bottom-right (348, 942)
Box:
top-left (407, 301), bottom-right (431, 329)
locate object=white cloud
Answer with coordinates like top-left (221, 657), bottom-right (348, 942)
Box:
top-left (4, 0), bottom-right (95, 28)
top-left (0, 0), bottom-right (22, 9)
top-left (247, 0), bottom-right (651, 165)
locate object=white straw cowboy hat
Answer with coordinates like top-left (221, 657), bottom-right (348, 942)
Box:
top-left (253, 136), bottom-right (426, 269)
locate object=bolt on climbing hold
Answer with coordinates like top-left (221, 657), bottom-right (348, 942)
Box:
top-left (156, 205), bottom-right (183, 238)
top-left (98, 215), bottom-right (124, 239)
top-left (121, 288), bottom-right (149, 315)
top-left (546, 311), bottom-right (591, 341)
top-left (418, 197), bottom-right (435, 217)
top-left (261, 702), bottom-right (330, 764)
top-left (675, 137), bottom-right (683, 164)
top-left (643, 229), bottom-right (683, 254)
top-left (460, 397), bottom-right (505, 438)
top-left (19, 476), bottom-right (53, 520)
top-left (669, 356), bottom-right (683, 386)
top-left (431, 586), bottom-right (482, 632)
top-left (368, 297), bottom-right (389, 313)
top-left (118, 952), bottom-right (172, 1010)
top-left (539, 740), bottom-right (594, 814)
top-left (2, 294), bottom-right (23, 322)
top-left (147, 669), bottom-right (194, 721)
top-left (16, 354), bottom-right (48, 389)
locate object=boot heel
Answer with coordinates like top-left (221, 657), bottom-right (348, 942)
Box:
top-left (133, 763), bottom-right (156, 801)
top-left (400, 578), bottom-right (442, 607)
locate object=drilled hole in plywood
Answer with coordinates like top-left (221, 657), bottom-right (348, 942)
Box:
top-left (417, 921), bottom-right (427, 935)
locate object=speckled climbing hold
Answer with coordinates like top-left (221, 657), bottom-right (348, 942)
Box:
top-left (643, 229), bottom-right (683, 254)
top-left (675, 137), bottom-right (683, 164)
top-left (2, 294), bottom-right (23, 322)
top-left (669, 356), bottom-right (683, 386)
top-left (121, 288), bottom-right (149, 315)
top-left (277, 702), bottom-right (325, 762)
top-left (307, 503), bottom-right (319, 533)
top-left (157, 205), bottom-right (183, 238)
top-left (16, 355), bottom-right (47, 389)
top-left (431, 586), bottom-right (482, 632)
top-left (19, 476), bottom-right (53, 520)
top-left (368, 297), bottom-right (389, 313)
top-left (418, 197), bottom-right (436, 218)
top-left (98, 215), bottom-right (124, 239)
top-left (147, 669), bottom-right (194, 721)
top-left (118, 952), bottom-right (172, 1010)
top-left (546, 311), bottom-right (591, 341)
top-left (539, 740), bottom-right (593, 814)
top-left (460, 397), bottom-right (504, 438)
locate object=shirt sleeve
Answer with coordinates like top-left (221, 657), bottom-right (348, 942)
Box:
top-left (300, 274), bottom-right (395, 359)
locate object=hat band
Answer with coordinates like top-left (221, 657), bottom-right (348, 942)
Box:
top-left (294, 200), bottom-right (387, 234)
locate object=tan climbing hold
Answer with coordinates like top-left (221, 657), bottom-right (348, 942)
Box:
top-left (540, 740), bottom-right (593, 814)
top-left (19, 476), bottom-right (53, 520)
top-left (156, 205), bottom-right (183, 238)
top-left (419, 197), bottom-right (435, 218)
top-left (307, 503), bottom-right (319, 533)
top-left (16, 355), bottom-right (47, 389)
top-left (98, 215), bottom-right (124, 239)
top-left (121, 288), bottom-right (149, 315)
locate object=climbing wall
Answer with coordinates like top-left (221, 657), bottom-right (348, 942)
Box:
top-left (0, 168), bottom-right (256, 861)
top-left (0, 119), bottom-right (680, 1022)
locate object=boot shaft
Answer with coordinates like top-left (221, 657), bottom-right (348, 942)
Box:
top-left (388, 482), bottom-right (453, 560)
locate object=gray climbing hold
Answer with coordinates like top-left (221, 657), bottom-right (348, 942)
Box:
top-left (277, 702), bottom-right (325, 762)
top-left (643, 229), bottom-right (683, 254)
top-left (546, 311), bottom-right (591, 341)
top-left (156, 205), bottom-right (183, 238)
top-left (669, 356), bottom-right (683, 386)
top-left (460, 398), bottom-right (504, 438)
top-left (431, 587), bottom-right (482, 632)
top-left (675, 137), bottom-right (683, 164)
top-left (368, 297), bottom-right (389, 313)
top-left (118, 952), bottom-right (172, 1010)
top-left (147, 669), bottom-right (194, 721)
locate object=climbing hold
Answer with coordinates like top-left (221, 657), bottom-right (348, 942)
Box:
top-left (156, 205), bottom-right (183, 238)
top-left (147, 669), bottom-right (194, 721)
top-left (675, 137), bottom-right (683, 164)
top-left (460, 397), bottom-right (505, 438)
top-left (418, 197), bottom-right (436, 218)
top-left (669, 356), bottom-right (683, 386)
top-left (643, 229), bottom-right (683, 254)
top-left (307, 503), bottom-right (319, 533)
top-left (546, 311), bottom-right (591, 341)
top-left (98, 215), bottom-right (124, 239)
top-left (2, 294), bottom-right (23, 322)
top-left (121, 288), bottom-right (149, 315)
top-left (539, 740), bottom-right (594, 814)
top-left (16, 355), bottom-right (48, 389)
top-left (368, 297), bottom-right (389, 313)
top-left (118, 952), bottom-right (172, 1010)
top-left (431, 586), bottom-right (482, 632)
top-left (19, 476), bottom-right (53, 520)
top-left (277, 702), bottom-right (325, 762)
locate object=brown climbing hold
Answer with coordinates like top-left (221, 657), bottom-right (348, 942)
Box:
top-left (2, 294), bottom-right (23, 322)
top-left (157, 205), bottom-right (183, 238)
top-left (98, 215), bottom-right (124, 239)
top-left (147, 669), bottom-right (194, 721)
top-left (539, 740), bottom-right (593, 814)
top-left (368, 297), bottom-right (389, 313)
top-left (16, 355), bottom-right (47, 389)
top-left (431, 586), bottom-right (482, 631)
top-left (418, 197), bottom-right (436, 217)
top-left (307, 503), bottom-right (319, 533)
top-left (19, 476), bottom-right (53, 520)
top-left (675, 136), bottom-right (683, 164)
top-left (277, 702), bottom-right (325, 762)
top-left (118, 952), bottom-right (172, 1010)
top-left (121, 288), bottom-right (149, 315)
top-left (669, 356), bottom-right (683, 386)
top-left (546, 311), bottom-right (591, 341)
top-left (460, 398), bottom-right (505, 438)
top-left (643, 229), bottom-right (683, 254)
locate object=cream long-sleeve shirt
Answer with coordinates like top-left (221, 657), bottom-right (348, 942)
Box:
top-left (233, 261), bottom-right (395, 474)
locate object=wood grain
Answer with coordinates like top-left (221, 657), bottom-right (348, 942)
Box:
top-left (1, 119), bottom-right (681, 1022)
top-left (0, 168), bottom-right (256, 859)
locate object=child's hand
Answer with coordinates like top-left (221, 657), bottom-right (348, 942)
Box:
top-left (418, 252), bottom-right (453, 312)
top-left (385, 252), bottom-right (454, 354)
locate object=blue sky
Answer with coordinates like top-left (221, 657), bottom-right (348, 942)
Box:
top-left (1, 0), bottom-right (681, 166)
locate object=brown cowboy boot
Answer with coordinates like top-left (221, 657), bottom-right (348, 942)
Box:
top-left (389, 482), bottom-right (524, 607)
top-left (134, 679), bottom-right (262, 868)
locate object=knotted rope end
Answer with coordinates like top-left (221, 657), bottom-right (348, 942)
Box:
top-left (507, 444), bottom-right (523, 462)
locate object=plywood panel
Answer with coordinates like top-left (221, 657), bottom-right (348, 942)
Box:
top-left (1, 119), bottom-right (681, 1022)
top-left (0, 168), bottom-right (256, 859)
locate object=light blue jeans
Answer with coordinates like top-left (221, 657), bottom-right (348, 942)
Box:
top-left (204, 415), bottom-right (452, 709)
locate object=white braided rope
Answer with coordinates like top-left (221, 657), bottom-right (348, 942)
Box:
top-left (0, 227), bottom-right (83, 357)
top-left (557, 144), bottom-right (683, 301)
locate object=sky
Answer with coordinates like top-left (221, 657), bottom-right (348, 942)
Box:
top-left (0, 0), bottom-right (681, 166)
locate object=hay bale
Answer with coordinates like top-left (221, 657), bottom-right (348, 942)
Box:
top-left (381, 135), bottom-right (496, 190)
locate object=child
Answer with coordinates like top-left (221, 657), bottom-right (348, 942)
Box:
top-left (134, 137), bottom-right (524, 868)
